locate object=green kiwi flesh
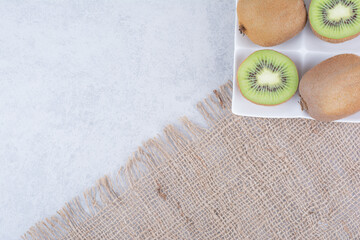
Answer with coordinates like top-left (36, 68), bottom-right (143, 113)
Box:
top-left (309, 0), bottom-right (360, 42)
top-left (237, 50), bottom-right (299, 106)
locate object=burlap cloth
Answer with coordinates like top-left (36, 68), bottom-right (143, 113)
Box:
top-left (23, 81), bottom-right (360, 239)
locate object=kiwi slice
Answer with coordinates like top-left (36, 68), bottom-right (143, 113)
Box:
top-left (309, 0), bottom-right (360, 43)
top-left (237, 50), bottom-right (299, 106)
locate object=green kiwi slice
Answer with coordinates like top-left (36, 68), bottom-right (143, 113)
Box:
top-left (237, 50), bottom-right (299, 106)
top-left (309, 0), bottom-right (360, 42)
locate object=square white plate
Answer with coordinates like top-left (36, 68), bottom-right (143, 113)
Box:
top-left (232, 0), bottom-right (360, 122)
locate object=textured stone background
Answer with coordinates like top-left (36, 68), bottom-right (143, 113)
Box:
top-left (0, 0), bottom-right (234, 238)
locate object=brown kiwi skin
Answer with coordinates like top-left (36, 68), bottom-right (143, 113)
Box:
top-left (237, 50), bottom-right (299, 106)
top-left (237, 0), bottom-right (307, 47)
top-left (309, 9), bottom-right (360, 43)
top-left (299, 54), bottom-right (360, 122)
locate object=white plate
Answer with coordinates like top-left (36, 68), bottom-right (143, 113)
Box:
top-left (232, 0), bottom-right (360, 122)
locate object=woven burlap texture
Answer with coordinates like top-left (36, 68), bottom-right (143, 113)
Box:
top-left (23, 81), bottom-right (360, 239)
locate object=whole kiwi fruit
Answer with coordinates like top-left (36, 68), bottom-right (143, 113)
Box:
top-left (237, 0), bottom-right (307, 47)
top-left (299, 54), bottom-right (360, 122)
top-left (309, 0), bottom-right (360, 43)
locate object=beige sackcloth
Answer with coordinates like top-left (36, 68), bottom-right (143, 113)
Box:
top-left (23, 81), bottom-right (360, 239)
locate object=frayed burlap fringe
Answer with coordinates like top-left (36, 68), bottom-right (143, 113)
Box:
top-left (23, 81), bottom-right (360, 239)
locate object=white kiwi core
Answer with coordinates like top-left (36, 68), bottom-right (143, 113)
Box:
top-left (257, 69), bottom-right (282, 86)
top-left (327, 3), bottom-right (352, 21)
